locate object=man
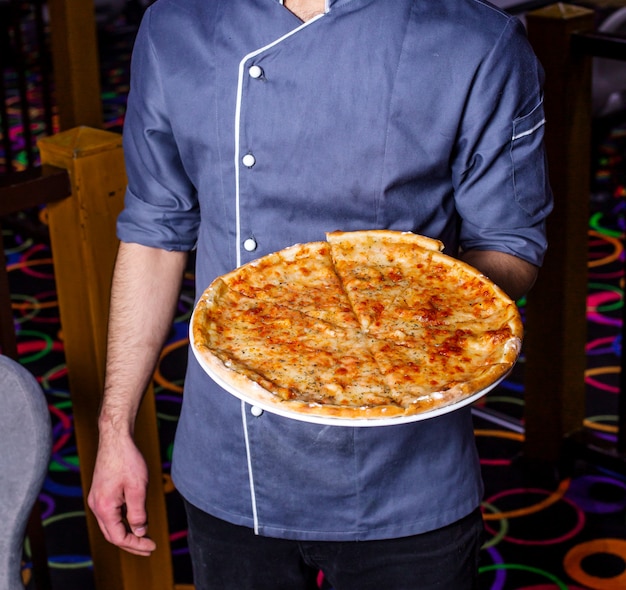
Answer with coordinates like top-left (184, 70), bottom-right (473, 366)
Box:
top-left (88, 0), bottom-right (552, 588)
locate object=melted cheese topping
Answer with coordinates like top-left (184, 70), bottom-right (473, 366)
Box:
top-left (193, 230), bottom-right (523, 418)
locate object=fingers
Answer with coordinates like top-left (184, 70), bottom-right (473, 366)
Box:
top-left (88, 438), bottom-right (157, 556)
top-left (89, 491), bottom-right (157, 556)
top-left (104, 513), bottom-right (156, 557)
top-left (124, 485), bottom-right (151, 539)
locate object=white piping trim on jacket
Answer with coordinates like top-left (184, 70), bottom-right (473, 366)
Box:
top-left (240, 400), bottom-right (260, 534)
top-left (233, 14), bottom-right (325, 535)
top-left (511, 118), bottom-right (546, 141)
top-left (234, 14), bottom-right (325, 268)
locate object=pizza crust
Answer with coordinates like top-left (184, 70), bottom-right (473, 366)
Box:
top-left (191, 230), bottom-right (523, 423)
top-left (326, 229), bottom-right (444, 252)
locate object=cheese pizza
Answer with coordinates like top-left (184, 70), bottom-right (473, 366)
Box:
top-left (191, 230), bottom-right (523, 423)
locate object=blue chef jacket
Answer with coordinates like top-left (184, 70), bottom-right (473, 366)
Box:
top-left (117, 0), bottom-right (552, 541)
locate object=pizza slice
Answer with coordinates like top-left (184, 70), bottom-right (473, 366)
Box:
top-left (369, 297), bottom-right (522, 346)
top-left (326, 230), bottom-right (444, 331)
top-left (223, 241), bottom-right (360, 329)
top-left (402, 251), bottom-right (513, 324)
top-left (367, 325), bottom-right (520, 412)
top-left (328, 228), bottom-right (521, 347)
top-left (192, 279), bottom-right (397, 409)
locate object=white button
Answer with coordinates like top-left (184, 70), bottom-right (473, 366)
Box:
top-left (242, 153), bottom-right (256, 168)
top-left (243, 238), bottom-right (257, 252)
top-left (251, 406), bottom-right (263, 417)
top-left (249, 65), bottom-right (263, 79)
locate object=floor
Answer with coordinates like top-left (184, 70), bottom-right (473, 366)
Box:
top-left (2, 5), bottom-right (626, 590)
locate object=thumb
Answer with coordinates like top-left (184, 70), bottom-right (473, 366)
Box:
top-left (124, 488), bottom-right (149, 537)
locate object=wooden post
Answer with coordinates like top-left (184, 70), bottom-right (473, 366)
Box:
top-left (47, 0), bottom-right (103, 130)
top-left (38, 128), bottom-right (174, 590)
top-left (523, 4), bottom-right (595, 462)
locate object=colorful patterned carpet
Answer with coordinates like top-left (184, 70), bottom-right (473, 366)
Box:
top-left (2, 10), bottom-right (626, 590)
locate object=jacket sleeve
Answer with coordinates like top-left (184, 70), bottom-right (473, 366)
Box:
top-left (452, 16), bottom-right (553, 266)
top-left (117, 7), bottom-right (200, 252)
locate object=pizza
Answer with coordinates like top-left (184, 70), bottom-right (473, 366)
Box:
top-left (191, 230), bottom-right (523, 422)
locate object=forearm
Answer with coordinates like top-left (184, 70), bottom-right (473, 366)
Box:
top-left (460, 249), bottom-right (538, 301)
top-left (99, 241), bottom-right (189, 437)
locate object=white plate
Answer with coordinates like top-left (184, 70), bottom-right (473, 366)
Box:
top-left (190, 317), bottom-right (510, 427)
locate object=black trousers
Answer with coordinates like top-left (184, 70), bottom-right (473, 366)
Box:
top-left (184, 500), bottom-right (484, 590)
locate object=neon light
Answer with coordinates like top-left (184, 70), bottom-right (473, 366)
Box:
top-left (482, 479), bottom-right (571, 522)
top-left (565, 539), bottom-right (626, 589)
top-left (479, 564), bottom-right (568, 590)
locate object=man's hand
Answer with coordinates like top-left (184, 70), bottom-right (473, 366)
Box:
top-left (88, 432), bottom-right (157, 556)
